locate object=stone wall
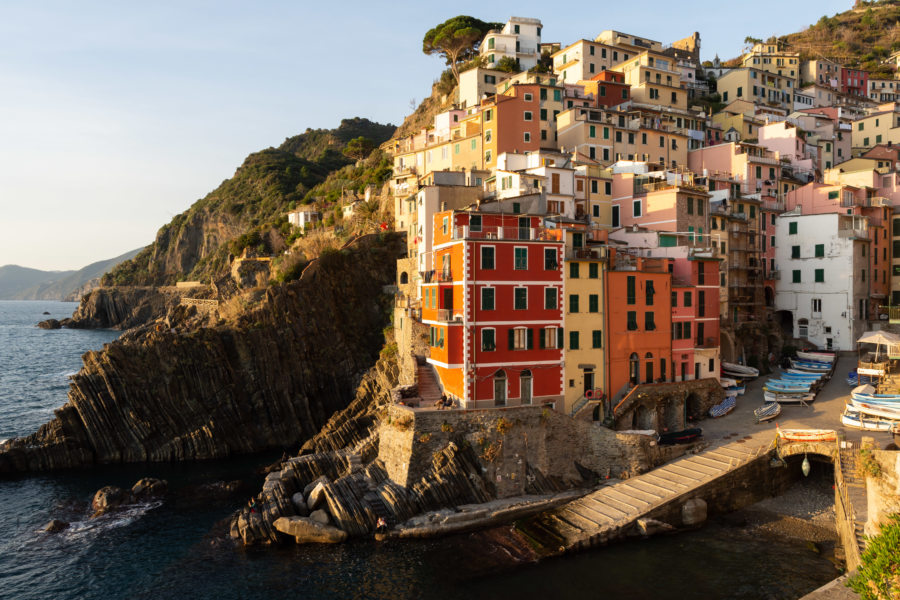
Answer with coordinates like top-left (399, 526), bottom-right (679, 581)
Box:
top-left (612, 378), bottom-right (724, 432)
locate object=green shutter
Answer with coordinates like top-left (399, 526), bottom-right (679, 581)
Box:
top-left (508, 329), bottom-right (515, 350)
top-left (539, 328), bottom-right (546, 349)
top-left (527, 328), bottom-right (534, 350)
top-left (557, 327), bottom-right (564, 349)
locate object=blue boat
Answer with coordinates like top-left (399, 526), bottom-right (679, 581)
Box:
top-left (850, 385), bottom-right (900, 402)
top-left (765, 382), bottom-right (812, 393)
top-left (790, 359), bottom-right (831, 372)
top-left (780, 372), bottom-right (822, 381)
top-left (709, 395), bottom-right (736, 418)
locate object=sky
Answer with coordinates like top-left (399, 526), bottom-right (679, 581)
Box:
top-left (0, 0), bottom-right (850, 271)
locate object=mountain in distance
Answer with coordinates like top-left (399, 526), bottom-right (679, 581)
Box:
top-left (0, 247), bottom-right (144, 301)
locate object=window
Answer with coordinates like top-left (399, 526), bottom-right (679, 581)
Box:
top-left (570, 330), bottom-right (579, 350)
top-left (481, 287), bottom-right (495, 310)
top-left (626, 276), bottom-right (636, 304)
top-left (788, 221), bottom-right (797, 235)
top-left (481, 246), bottom-right (495, 270)
top-left (482, 329), bottom-right (496, 351)
top-left (683, 322), bottom-right (691, 339)
top-left (589, 125), bottom-right (596, 138)
top-left (540, 88), bottom-right (547, 100)
top-left (514, 247), bottom-right (527, 270)
top-left (524, 92), bottom-right (533, 102)
top-left (687, 197), bottom-right (694, 214)
top-left (611, 205), bottom-right (619, 227)
top-left (540, 326), bottom-right (558, 349)
top-left (524, 132), bottom-right (531, 143)
top-left (569, 262), bottom-right (579, 278)
top-left (569, 294), bottom-right (579, 313)
top-left (589, 263), bottom-right (598, 279)
top-left (592, 330), bottom-right (602, 348)
top-left (645, 312), bottom-right (656, 330)
top-left (589, 294), bottom-right (599, 313)
top-left (646, 280), bottom-right (655, 305)
top-left (815, 268), bottom-right (824, 283)
top-left (815, 244), bottom-right (824, 257)
top-left (812, 298), bottom-right (822, 314)
top-left (469, 215), bottom-right (481, 232)
top-left (698, 200), bottom-right (704, 216)
top-left (545, 287), bottom-right (558, 310)
top-left (627, 311), bottom-right (638, 330)
top-left (509, 327), bottom-right (531, 350)
top-left (514, 287), bottom-right (528, 310)
top-left (442, 216), bottom-right (449, 235)
top-left (544, 248), bottom-right (557, 270)
top-left (633, 199), bottom-right (642, 217)
top-left (553, 89), bottom-right (562, 101)
top-left (792, 269), bottom-right (801, 283)
top-left (524, 111), bottom-right (533, 121)
top-left (750, 206), bottom-right (756, 218)
top-left (791, 245), bottom-right (800, 259)
top-left (683, 291), bottom-right (692, 307)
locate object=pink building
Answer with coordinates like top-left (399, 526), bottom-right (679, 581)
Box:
top-left (757, 121), bottom-right (818, 177)
top-left (688, 142), bottom-right (782, 199)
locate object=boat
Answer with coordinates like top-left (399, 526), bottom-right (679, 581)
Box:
top-left (721, 362), bottom-right (759, 378)
top-left (841, 407), bottom-right (898, 432)
top-left (846, 370), bottom-right (858, 386)
top-left (764, 390), bottom-right (816, 404)
top-left (849, 399), bottom-right (900, 420)
top-left (790, 359), bottom-right (831, 372)
top-left (780, 372), bottom-right (822, 382)
top-left (754, 402), bottom-right (781, 423)
top-left (724, 388), bottom-right (739, 398)
top-left (658, 428), bottom-right (703, 445)
top-left (724, 384), bottom-right (746, 396)
top-left (719, 377), bottom-right (740, 388)
top-left (709, 395), bottom-right (736, 418)
top-left (796, 351), bottom-right (835, 364)
top-left (765, 380), bottom-right (813, 392)
top-left (777, 428), bottom-right (837, 442)
top-left (850, 384), bottom-right (900, 403)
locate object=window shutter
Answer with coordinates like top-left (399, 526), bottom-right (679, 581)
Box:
top-left (539, 328), bottom-right (546, 349)
top-left (527, 328), bottom-right (534, 350)
top-left (508, 329), bottom-right (515, 350)
top-left (557, 327), bottom-right (564, 349)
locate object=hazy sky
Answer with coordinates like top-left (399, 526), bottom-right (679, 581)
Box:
top-left (0, 0), bottom-right (849, 271)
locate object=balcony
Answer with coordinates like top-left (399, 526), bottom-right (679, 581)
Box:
top-left (770, 269), bottom-right (781, 280)
top-left (695, 337), bottom-right (718, 348)
top-left (567, 247), bottom-right (604, 260)
top-left (437, 309), bottom-right (463, 322)
top-left (838, 227), bottom-right (868, 240)
top-left (453, 225), bottom-right (548, 241)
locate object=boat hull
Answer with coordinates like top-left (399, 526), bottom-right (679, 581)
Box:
top-left (754, 402), bottom-right (781, 423)
top-left (841, 408), bottom-right (897, 432)
top-left (797, 351), bottom-right (835, 363)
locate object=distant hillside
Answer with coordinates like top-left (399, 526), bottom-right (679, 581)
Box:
top-left (0, 248), bottom-right (143, 301)
top-left (103, 117), bottom-right (396, 287)
top-left (746, 1), bottom-right (900, 78)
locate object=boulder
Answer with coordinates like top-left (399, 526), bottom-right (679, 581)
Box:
top-left (91, 486), bottom-right (130, 515)
top-left (309, 509), bottom-right (331, 525)
top-left (635, 518), bottom-right (675, 537)
top-left (291, 492), bottom-right (309, 517)
top-left (302, 476), bottom-right (328, 498)
top-left (273, 516), bottom-right (347, 544)
top-left (682, 498), bottom-right (707, 527)
top-left (131, 477), bottom-right (168, 498)
top-left (37, 319), bottom-right (61, 330)
top-left (44, 519), bottom-right (69, 533)
top-left (306, 482), bottom-right (327, 511)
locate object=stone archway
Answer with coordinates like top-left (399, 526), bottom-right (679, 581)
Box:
top-left (631, 404), bottom-right (653, 430)
top-left (685, 393), bottom-right (703, 421)
top-left (663, 397), bottom-right (683, 431)
top-left (720, 329), bottom-right (737, 363)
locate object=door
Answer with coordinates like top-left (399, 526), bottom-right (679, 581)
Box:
top-left (443, 288), bottom-right (453, 314)
top-left (521, 370), bottom-right (533, 405)
top-left (680, 362), bottom-right (687, 382)
top-left (694, 362), bottom-right (701, 380)
top-left (583, 369), bottom-right (594, 397)
top-left (552, 172), bottom-right (560, 194)
top-left (494, 371), bottom-right (507, 406)
top-left (518, 216), bottom-right (531, 240)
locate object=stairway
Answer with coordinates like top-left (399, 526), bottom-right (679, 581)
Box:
top-left (416, 364), bottom-right (442, 405)
top-left (364, 491), bottom-right (396, 527)
top-left (839, 448), bottom-right (869, 554)
top-left (522, 441), bottom-right (767, 551)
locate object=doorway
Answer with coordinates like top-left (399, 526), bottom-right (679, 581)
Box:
top-left (520, 369), bottom-right (532, 405)
top-left (494, 370), bottom-right (507, 406)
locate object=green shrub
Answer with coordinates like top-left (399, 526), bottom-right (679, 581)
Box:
top-left (848, 514), bottom-right (900, 599)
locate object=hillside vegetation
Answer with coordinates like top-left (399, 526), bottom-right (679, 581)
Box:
top-left (749, 1), bottom-right (900, 77)
top-left (103, 118), bottom-right (396, 287)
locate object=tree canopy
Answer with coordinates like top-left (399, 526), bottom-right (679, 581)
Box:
top-left (423, 16), bottom-right (500, 84)
top-left (342, 136), bottom-right (375, 161)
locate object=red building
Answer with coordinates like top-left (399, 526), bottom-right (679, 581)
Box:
top-left (840, 68), bottom-right (868, 97)
top-left (423, 210), bottom-right (564, 408)
top-left (582, 70), bottom-right (631, 108)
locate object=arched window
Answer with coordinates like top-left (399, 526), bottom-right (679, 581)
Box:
top-left (399, 272), bottom-right (408, 284)
top-left (629, 352), bottom-right (640, 385)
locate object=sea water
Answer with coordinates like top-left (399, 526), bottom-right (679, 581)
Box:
top-left (0, 301), bottom-right (840, 600)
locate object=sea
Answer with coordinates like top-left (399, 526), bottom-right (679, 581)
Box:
top-left (0, 301), bottom-right (841, 600)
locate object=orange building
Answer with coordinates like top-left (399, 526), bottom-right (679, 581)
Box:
top-left (604, 251), bottom-right (673, 400)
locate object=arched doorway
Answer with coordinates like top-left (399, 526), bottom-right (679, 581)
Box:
top-left (685, 393), bottom-right (703, 421)
top-left (399, 271), bottom-right (408, 285)
top-left (764, 285), bottom-right (774, 307)
top-left (629, 353), bottom-right (639, 385)
top-left (645, 352), bottom-right (654, 383)
top-left (520, 369), bottom-right (532, 405)
top-left (664, 397), bottom-right (683, 430)
top-left (493, 370), bottom-right (507, 406)
top-left (631, 404), bottom-right (653, 430)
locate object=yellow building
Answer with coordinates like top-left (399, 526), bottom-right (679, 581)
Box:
top-left (551, 39), bottom-right (632, 84)
top-left (617, 51), bottom-right (688, 111)
top-left (740, 42), bottom-right (800, 83)
top-left (851, 107), bottom-right (900, 150)
top-left (717, 68), bottom-right (795, 111)
top-left (560, 228), bottom-right (607, 415)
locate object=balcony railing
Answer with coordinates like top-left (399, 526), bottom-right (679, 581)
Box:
top-left (567, 247), bottom-right (604, 260)
top-left (695, 337), bottom-right (718, 348)
top-left (437, 309), bottom-right (463, 322)
top-left (838, 227), bottom-right (868, 239)
top-left (453, 225), bottom-right (546, 241)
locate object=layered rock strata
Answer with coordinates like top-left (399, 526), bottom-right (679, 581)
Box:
top-left (0, 233), bottom-right (404, 473)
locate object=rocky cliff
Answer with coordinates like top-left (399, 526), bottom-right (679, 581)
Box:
top-left (0, 233), bottom-right (405, 474)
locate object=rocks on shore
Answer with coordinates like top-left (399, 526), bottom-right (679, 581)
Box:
top-left (37, 319), bottom-right (61, 330)
top-left (90, 478), bottom-right (168, 518)
top-left (273, 516), bottom-right (347, 544)
top-left (43, 519), bottom-right (69, 533)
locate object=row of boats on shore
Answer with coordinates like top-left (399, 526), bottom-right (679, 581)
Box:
top-left (843, 383), bottom-right (900, 432)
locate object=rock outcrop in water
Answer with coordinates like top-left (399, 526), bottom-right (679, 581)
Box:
top-left (0, 233), bottom-right (405, 474)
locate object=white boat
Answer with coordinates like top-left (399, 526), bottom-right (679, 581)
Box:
top-left (754, 402), bottom-right (781, 423)
top-left (841, 407), bottom-right (898, 432)
top-left (777, 428), bottom-right (837, 442)
top-left (721, 362), bottom-right (759, 378)
top-left (790, 359), bottom-right (831, 372)
top-left (764, 390), bottom-right (816, 404)
top-left (719, 377), bottom-right (739, 388)
top-left (849, 399), bottom-right (900, 420)
top-left (796, 351), bottom-right (835, 364)
top-left (782, 370), bottom-right (822, 379)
